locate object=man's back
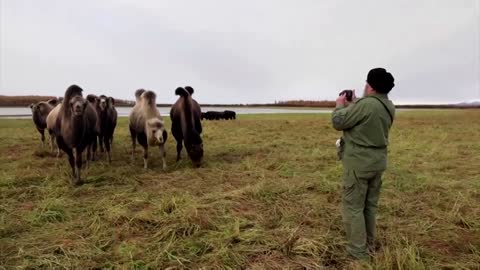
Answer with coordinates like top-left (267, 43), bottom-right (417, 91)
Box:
top-left (332, 93), bottom-right (395, 171)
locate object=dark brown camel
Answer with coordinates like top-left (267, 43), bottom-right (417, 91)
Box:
top-left (170, 86), bottom-right (203, 167)
top-left (30, 98), bottom-right (57, 149)
top-left (54, 85), bottom-right (98, 185)
top-left (98, 95), bottom-right (118, 163)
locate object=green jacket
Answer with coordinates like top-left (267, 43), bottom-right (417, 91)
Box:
top-left (332, 93), bottom-right (395, 171)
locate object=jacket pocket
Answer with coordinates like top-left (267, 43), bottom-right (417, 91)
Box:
top-left (353, 170), bottom-right (378, 181)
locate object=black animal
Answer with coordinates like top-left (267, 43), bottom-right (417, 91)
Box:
top-left (86, 94), bottom-right (101, 160)
top-left (223, 110), bottom-right (236, 120)
top-left (98, 95), bottom-right (117, 163)
top-left (203, 111), bottom-right (224, 120)
top-left (108, 97), bottom-right (118, 147)
top-left (30, 98), bottom-right (57, 149)
top-left (170, 86), bottom-right (203, 167)
top-left (201, 110), bottom-right (237, 120)
top-left (55, 85), bottom-right (98, 185)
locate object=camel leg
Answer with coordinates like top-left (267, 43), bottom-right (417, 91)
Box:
top-left (176, 140), bottom-right (183, 162)
top-left (159, 144), bottom-right (167, 170)
top-left (104, 136), bottom-right (112, 163)
top-left (73, 148), bottom-right (83, 185)
top-left (49, 132), bottom-right (55, 153)
top-left (86, 145), bottom-right (91, 169)
top-left (130, 128), bottom-right (137, 162)
top-left (91, 136), bottom-right (97, 161)
top-left (99, 134), bottom-right (105, 153)
top-left (143, 145), bottom-right (148, 169)
top-left (66, 148), bottom-right (75, 183)
top-left (40, 130), bottom-right (46, 148)
top-left (55, 136), bottom-right (61, 158)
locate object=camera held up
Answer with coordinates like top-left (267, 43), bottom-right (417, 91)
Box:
top-left (339, 90), bottom-right (353, 102)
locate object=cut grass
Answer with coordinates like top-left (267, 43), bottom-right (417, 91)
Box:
top-left (0, 110), bottom-right (479, 269)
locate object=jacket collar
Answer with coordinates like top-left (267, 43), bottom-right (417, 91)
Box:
top-left (369, 93), bottom-right (389, 99)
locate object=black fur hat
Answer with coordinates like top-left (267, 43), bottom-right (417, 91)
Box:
top-left (367, 68), bottom-right (395, 94)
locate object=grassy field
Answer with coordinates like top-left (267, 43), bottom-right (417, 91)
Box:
top-left (0, 111), bottom-right (479, 269)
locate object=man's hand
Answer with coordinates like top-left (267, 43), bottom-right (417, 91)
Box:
top-left (336, 90), bottom-right (357, 107)
top-left (336, 93), bottom-right (347, 107)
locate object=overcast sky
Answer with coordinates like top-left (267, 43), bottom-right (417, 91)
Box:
top-left (1, 0), bottom-right (479, 104)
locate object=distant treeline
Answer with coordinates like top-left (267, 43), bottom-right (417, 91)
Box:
top-left (275, 100), bottom-right (336, 107)
top-left (0, 95), bottom-right (478, 108)
top-left (0, 95), bottom-right (135, 107)
top-left (0, 95), bottom-right (58, 106)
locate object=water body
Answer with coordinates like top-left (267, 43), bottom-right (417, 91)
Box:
top-left (0, 106), bottom-right (333, 119)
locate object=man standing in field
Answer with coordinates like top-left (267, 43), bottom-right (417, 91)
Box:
top-left (332, 68), bottom-right (396, 261)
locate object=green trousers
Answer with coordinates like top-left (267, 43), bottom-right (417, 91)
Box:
top-left (342, 169), bottom-right (383, 260)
